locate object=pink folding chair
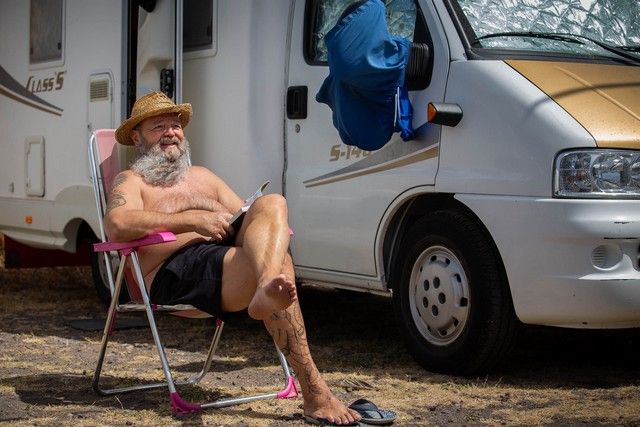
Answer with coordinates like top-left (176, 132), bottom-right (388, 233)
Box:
top-left (87, 129), bottom-right (298, 416)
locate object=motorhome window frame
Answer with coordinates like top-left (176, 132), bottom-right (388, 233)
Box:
top-left (29, 0), bottom-right (66, 70)
top-left (124, 0), bottom-right (139, 119)
top-left (303, 0), bottom-right (428, 68)
top-left (183, 0), bottom-right (218, 60)
top-left (303, 0), bottom-right (324, 66)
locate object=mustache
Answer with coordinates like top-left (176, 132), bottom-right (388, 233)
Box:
top-left (159, 136), bottom-right (181, 145)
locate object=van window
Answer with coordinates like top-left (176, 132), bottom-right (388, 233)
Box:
top-left (183, 0), bottom-right (214, 52)
top-left (306, 0), bottom-right (418, 64)
top-left (30, 0), bottom-right (64, 65)
top-left (450, 0), bottom-right (640, 61)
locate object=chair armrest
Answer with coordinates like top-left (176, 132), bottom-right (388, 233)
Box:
top-left (93, 231), bottom-right (177, 252)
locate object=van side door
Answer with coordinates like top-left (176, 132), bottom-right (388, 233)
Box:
top-left (285, 0), bottom-right (449, 284)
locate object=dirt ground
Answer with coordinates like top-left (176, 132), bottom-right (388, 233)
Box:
top-left (1, 245), bottom-right (639, 426)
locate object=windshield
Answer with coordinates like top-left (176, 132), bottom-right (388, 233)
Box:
top-left (450, 0), bottom-right (640, 60)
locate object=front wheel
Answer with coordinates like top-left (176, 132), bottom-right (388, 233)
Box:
top-left (393, 210), bottom-right (518, 375)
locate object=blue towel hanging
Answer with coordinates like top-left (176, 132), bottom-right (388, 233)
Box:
top-left (316, 0), bottom-right (414, 151)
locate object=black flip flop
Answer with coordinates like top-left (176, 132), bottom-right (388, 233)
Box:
top-left (348, 399), bottom-right (396, 425)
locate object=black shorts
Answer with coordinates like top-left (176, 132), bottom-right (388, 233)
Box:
top-left (150, 241), bottom-right (232, 319)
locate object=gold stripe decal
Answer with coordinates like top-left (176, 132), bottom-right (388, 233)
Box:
top-left (304, 143), bottom-right (439, 188)
top-left (506, 60), bottom-right (640, 149)
top-left (557, 67), bottom-right (640, 122)
top-left (0, 65), bottom-right (63, 116)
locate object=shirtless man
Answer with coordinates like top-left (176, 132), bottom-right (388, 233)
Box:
top-left (105, 92), bottom-right (360, 425)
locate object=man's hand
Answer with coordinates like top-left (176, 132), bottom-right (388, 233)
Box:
top-left (189, 210), bottom-right (234, 242)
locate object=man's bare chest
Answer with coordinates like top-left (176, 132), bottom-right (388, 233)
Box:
top-left (142, 181), bottom-right (218, 214)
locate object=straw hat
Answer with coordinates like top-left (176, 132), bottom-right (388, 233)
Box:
top-left (115, 91), bottom-right (192, 145)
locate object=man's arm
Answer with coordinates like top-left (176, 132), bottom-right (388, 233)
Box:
top-left (104, 171), bottom-right (233, 242)
top-left (192, 166), bottom-right (245, 214)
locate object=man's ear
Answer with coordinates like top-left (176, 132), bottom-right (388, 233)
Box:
top-left (131, 129), bottom-right (141, 145)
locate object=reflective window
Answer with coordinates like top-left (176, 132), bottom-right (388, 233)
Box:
top-left (184, 0), bottom-right (214, 52)
top-left (451, 0), bottom-right (640, 60)
top-left (30, 0), bottom-right (64, 64)
top-left (307, 0), bottom-right (418, 63)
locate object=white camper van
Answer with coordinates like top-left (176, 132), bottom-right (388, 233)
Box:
top-left (1, 0), bottom-right (639, 374)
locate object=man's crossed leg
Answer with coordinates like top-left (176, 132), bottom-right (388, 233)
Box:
top-left (219, 194), bottom-right (361, 425)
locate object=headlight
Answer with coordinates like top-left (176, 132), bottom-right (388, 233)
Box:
top-left (554, 149), bottom-right (640, 198)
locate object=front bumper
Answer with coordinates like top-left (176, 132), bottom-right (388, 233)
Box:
top-left (457, 194), bottom-right (640, 328)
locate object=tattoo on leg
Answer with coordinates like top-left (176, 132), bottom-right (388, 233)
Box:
top-left (264, 307), bottom-right (325, 397)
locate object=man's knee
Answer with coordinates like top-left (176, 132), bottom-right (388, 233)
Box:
top-left (252, 194), bottom-right (288, 217)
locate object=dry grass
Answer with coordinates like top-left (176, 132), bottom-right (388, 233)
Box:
top-left (1, 238), bottom-right (639, 426)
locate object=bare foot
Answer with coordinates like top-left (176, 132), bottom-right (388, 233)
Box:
top-left (247, 274), bottom-right (297, 320)
top-left (303, 388), bottom-right (361, 425)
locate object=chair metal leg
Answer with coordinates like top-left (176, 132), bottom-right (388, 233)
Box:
top-left (129, 251), bottom-right (180, 394)
top-left (177, 319), bottom-right (225, 386)
top-left (92, 255), bottom-right (125, 395)
top-left (93, 251), bottom-right (299, 416)
top-left (93, 254), bottom-right (170, 395)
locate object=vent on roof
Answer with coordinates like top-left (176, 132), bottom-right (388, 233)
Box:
top-left (90, 78), bottom-right (110, 102)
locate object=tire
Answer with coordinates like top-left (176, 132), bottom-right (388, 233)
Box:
top-left (90, 249), bottom-right (130, 305)
top-left (393, 210), bottom-right (518, 375)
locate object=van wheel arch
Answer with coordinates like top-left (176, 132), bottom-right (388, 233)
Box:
top-left (384, 194), bottom-right (501, 289)
top-left (384, 195), bottom-right (520, 374)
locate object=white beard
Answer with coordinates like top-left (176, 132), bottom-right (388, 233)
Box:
top-left (131, 137), bottom-right (191, 187)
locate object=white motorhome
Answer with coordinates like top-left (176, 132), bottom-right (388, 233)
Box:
top-left (1, 0), bottom-right (639, 374)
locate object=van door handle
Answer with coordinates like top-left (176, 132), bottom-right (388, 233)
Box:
top-left (286, 86), bottom-right (308, 119)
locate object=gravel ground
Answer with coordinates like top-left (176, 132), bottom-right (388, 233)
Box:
top-left (1, 251), bottom-right (639, 426)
